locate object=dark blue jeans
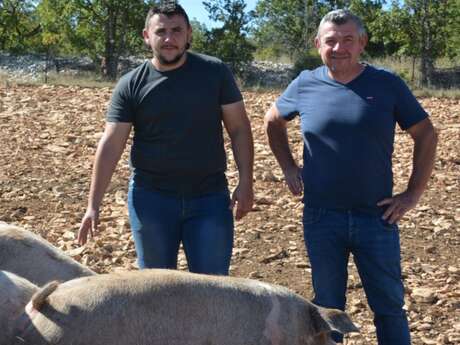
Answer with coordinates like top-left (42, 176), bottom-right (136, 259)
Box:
top-left (303, 207), bottom-right (410, 345)
top-left (127, 179), bottom-right (234, 275)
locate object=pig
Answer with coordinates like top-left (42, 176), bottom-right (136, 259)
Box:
top-left (0, 270), bottom-right (39, 345)
top-left (0, 270), bottom-right (59, 345)
top-left (5, 269), bottom-right (358, 345)
top-left (0, 222), bottom-right (95, 285)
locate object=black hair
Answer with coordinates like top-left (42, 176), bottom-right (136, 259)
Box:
top-left (145, 2), bottom-right (190, 29)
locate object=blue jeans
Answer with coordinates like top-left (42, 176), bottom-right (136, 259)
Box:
top-left (303, 207), bottom-right (410, 345)
top-left (127, 179), bottom-right (234, 275)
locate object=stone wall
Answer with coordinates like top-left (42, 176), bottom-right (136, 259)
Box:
top-left (0, 53), bottom-right (294, 88)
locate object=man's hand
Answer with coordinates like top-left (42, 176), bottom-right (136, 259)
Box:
top-left (283, 165), bottom-right (303, 196)
top-left (77, 209), bottom-right (100, 245)
top-left (379, 118), bottom-right (437, 224)
top-left (230, 181), bottom-right (254, 220)
top-left (377, 190), bottom-right (421, 224)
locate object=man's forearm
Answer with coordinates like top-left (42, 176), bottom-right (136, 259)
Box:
top-left (407, 128), bottom-right (438, 199)
top-left (229, 122), bottom-right (254, 184)
top-left (87, 140), bottom-right (125, 210)
top-left (266, 121), bottom-right (298, 173)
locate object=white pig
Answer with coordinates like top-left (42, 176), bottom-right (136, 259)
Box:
top-left (7, 269), bottom-right (359, 345)
top-left (0, 223), bottom-right (95, 285)
top-left (0, 270), bottom-right (39, 344)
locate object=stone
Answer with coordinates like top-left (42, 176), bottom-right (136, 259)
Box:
top-left (411, 288), bottom-right (438, 304)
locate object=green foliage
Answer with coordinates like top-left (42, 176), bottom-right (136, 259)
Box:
top-left (66, 0), bottom-right (153, 79)
top-left (292, 49), bottom-right (323, 76)
top-left (190, 19), bottom-right (208, 53)
top-left (384, 0), bottom-right (452, 86)
top-left (445, 0), bottom-right (460, 59)
top-left (254, 44), bottom-right (287, 61)
top-left (0, 0), bottom-right (154, 79)
top-left (347, 0), bottom-right (386, 56)
top-left (392, 0), bottom-right (449, 58)
top-left (252, 0), bottom-right (388, 61)
top-left (35, 0), bottom-right (76, 56)
top-left (252, 0), bottom-right (312, 60)
top-left (0, 0), bottom-right (41, 52)
top-left (200, 0), bottom-right (255, 75)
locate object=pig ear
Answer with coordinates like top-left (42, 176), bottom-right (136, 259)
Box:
top-left (313, 306), bottom-right (359, 335)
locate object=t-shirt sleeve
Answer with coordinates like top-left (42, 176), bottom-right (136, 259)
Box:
top-left (219, 63), bottom-right (243, 105)
top-left (392, 75), bottom-right (428, 130)
top-left (106, 75), bottom-right (135, 123)
top-left (275, 76), bottom-right (300, 121)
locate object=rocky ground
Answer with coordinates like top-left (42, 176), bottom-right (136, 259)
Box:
top-left (0, 80), bottom-right (458, 344)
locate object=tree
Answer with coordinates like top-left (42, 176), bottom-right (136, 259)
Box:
top-left (383, 0), bottom-right (450, 86)
top-left (348, 0), bottom-right (386, 57)
top-left (0, 0), bottom-right (41, 52)
top-left (445, 0), bottom-right (460, 60)
top-left (252, 0), bottom-right (313, 60)
top-left (35, 0), bottom-right (76, 57)
top-left (190, 19), bottom-right (208, 53)
top-left (35, 0), bottom-right (154, 80)
top-left (71, 0), bottom-right (154, 80)
top-left (252, 0), bottom-right (387, 60)
top-left (201, 0), bottom-right (255, 75)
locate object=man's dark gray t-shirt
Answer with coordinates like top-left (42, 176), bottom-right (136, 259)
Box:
top-left (107, 52), bottom-right (242, 196)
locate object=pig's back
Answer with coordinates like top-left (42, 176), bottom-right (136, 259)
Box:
top-left (0, 224), bottom-right (95, 285)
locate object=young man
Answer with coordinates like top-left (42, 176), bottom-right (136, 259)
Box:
top-left (78, 3), bottom-right (254, 275)
top-left (265, 9), bottom-right (437, 345)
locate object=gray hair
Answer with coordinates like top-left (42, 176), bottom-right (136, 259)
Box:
top-left (316, 9), bottom-right (366, 39)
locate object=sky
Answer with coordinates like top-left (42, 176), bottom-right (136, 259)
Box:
top-left (178, 0), bottom-right (258, 28)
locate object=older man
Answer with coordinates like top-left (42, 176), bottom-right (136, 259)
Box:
top-left (78, 3), bottom-right (254, 275)
top-left (265, 9), bottom-right (437, 345)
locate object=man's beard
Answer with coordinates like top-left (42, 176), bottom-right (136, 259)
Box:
top-left (157, 47), bottom-right (187, 66)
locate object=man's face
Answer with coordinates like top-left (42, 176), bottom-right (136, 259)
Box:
top-left (143, 13), bottom-right (192, 67)
top-left (315, 21), bottom-right (367, 74)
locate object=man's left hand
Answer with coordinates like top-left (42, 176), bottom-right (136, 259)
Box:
top-left (377, 190), bottom-right (422, 224)
top-left (230, 182), bottom-right (254, 220)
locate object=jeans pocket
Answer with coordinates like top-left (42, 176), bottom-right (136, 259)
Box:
top-left (303, 207), bottom-right (323, 225)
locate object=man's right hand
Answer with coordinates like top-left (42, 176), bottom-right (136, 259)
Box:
top-left (283, 165), bottom-right (303, 196)
top-left (77, 209), bottom-right (99, 245)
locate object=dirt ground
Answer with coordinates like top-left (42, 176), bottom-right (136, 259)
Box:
top-left (0, 84), bottom-right (459, 344)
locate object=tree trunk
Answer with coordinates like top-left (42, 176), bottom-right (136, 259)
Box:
top-left (419, 0), bottom-right (434, 87)
top-left (303, 0), bottom-right (319, 51)
top-left (104, 5), bottom-right (119, 81)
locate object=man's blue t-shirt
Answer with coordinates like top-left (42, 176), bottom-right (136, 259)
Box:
top-left (276, 64), bottom-right (428, 214)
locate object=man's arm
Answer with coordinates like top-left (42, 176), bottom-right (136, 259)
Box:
top-left (378, 117), bottom-right (438, 223)
top-left (264, 104), bottom-right (302, 196)
top-left (78, 122), bottom-right (132, 244)
top-left (222, 100), bottom-right (254, 220)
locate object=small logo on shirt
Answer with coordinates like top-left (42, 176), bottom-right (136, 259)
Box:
top-left (366, 96), bottom-right (374, 100)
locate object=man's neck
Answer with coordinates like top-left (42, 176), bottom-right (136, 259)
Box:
top-left (327, 63), bottom-right (365, 84)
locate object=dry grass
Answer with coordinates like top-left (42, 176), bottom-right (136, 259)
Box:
top-left (0, 70), bottom-right (115, 88)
